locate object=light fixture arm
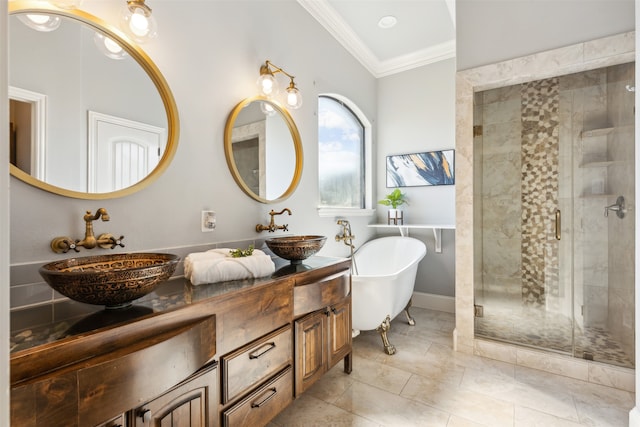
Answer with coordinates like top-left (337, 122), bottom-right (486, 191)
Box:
top-left (261, 60), bottom-right (296, 82)
top-left (127, 0), bottom-right (152, 17)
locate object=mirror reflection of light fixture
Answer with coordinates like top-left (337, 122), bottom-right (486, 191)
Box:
top-left (50, 0), bottom-right (83, 9)
top-left (93, 33), bottom-right (128, 60)
top-left (17, 13), bottom-right (61, 32)
top-left (260, 101), bottom-right (277, 117)
top-left (120, 0), bottom-right (158, 43)
top-left (257, 60), bottom-right (303, 109)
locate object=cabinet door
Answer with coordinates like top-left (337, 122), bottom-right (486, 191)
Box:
top-left (328, 297), bottom-right (352, 368)
top-left (134, 363), bottom-right (218, 427)
top-left (294, 310), bottom-right (327, 395)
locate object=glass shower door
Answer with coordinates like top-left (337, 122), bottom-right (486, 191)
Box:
top-left (474, 62), bottom-right (635, 368)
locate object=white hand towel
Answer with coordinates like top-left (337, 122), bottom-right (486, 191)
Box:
top-left (185, 248), bottom-right (275, 285)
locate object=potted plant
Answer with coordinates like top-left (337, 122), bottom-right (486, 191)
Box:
top-left (378, 188), bottom-right (408, 224)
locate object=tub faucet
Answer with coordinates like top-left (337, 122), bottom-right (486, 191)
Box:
top-left (50, 208), bottom-right (125, 253)
top-left (256, 208), bottom-right (292, 232)
top-left (336, 219), bottom-right (358, 274)
top-left (335, 219), bottom-right (355, 249)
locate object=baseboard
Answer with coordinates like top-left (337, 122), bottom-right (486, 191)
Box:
top-left (630, 407), bottom-right (640, 427)
top-left (411, 291), bottom-right (455, 313)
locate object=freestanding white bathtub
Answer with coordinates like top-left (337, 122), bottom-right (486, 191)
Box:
top-left (351, 236), bottom-right (426, 354)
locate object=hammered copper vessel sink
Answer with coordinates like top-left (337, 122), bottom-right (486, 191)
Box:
top-left (39, 253), bottom-right (179, 308)
top-left (265, 235), bottom-right (326, 264)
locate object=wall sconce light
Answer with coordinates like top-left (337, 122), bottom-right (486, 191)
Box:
top-left (17, 13), bottom-right (61, 32)
top-left (120, 0), bottom-right (158, 43)
top-left (257, 60), bottom-right (303, 109)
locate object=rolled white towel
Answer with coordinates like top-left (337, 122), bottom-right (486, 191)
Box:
top-left (185, 248), bottom-right (275, 285)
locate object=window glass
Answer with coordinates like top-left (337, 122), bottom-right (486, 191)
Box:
top-left (318, 96), bottom-right (365, 208)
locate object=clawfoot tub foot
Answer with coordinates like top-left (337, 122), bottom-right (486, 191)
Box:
top-left (404, 298), bottom-right (416, 326)
top-left (376, 315), bottom-right (396, 355)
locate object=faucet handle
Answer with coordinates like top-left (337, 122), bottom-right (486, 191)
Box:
top-left (50, 237), bottom-right (79, 254)
top-left (109, 235), bottom-right (126, 249)
top-left (282, 224), bottom-right (289, 232)
top-left (97, 233), bottom-right (125, 249)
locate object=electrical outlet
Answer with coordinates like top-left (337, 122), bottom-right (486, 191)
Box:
top-left (201, 211), bottom-right (216, 232)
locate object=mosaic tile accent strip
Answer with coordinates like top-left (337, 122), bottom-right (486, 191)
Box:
top-left (520, 78), bottom-right (560, 307)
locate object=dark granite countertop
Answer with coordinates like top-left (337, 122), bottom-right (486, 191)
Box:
top-left (10, 256), bottom-right (348, 354)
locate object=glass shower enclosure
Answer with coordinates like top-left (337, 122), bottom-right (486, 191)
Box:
top-left (473, 62), bottom-right (635, 368)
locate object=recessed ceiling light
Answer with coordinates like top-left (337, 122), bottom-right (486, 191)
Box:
top-left (378, 15), bottom-right (397, 29)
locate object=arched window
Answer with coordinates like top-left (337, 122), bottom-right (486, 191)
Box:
top-left (317, 94), bottom-right (372, 214)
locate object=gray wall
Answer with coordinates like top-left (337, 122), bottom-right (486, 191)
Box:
top-left (376, 59), bottom-right (457, 297)
top-left (456, 0), bottom-right (635, 71)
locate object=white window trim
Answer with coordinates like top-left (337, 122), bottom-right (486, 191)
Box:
top-left (317, 93), bottom-right (374, 218)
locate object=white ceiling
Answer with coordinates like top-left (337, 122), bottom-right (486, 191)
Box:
top-left (296, 0), bottom-right (456, 78)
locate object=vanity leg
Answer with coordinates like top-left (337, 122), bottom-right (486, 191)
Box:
top-left (404, 298), bottom-right (416, 326)
top-left (343, 352), bottom-right (352, 374)
top-left (376, 315), bottom-right (396, 355)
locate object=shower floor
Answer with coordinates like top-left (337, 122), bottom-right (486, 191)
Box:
top-left (474, 294), bottom-right (634, 369)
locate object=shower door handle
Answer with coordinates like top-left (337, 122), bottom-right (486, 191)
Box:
top-left (555, 209), bottom-right (561, 241)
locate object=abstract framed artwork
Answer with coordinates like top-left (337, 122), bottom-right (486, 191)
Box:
top-left (386, 149), bottom-right (455, 187)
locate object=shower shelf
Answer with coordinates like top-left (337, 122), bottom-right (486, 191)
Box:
top-left (581, 127), bottom-right (614, 138)
top-left (580, 193), bottom-right (615, 199)
top-left (580, 160), bottom-right (624, 168)
top-left (368, 224), bottom-right (455, 253)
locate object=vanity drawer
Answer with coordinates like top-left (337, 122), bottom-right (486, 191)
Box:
top-left (221, 325), bottom-right (292, 404)
top-left (293, 271), bottom-right (350, 317)
top-left (222, 366), bottom-right (293, 427)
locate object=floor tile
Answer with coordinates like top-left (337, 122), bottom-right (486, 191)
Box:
top-left (272, 307), bottom-right (635, 427)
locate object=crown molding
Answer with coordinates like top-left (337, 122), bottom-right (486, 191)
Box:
top-left (296, 0), bottom-right (456, 78)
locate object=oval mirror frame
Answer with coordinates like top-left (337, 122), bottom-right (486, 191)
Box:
top-left (224, 96), bottom-right (303, 204)
top-left (8, 1), bottom-right (179, 200)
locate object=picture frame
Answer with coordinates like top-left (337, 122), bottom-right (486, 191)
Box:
top-left (386, 149), bottom-right (455, 187)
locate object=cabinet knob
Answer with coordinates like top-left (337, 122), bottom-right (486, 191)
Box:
top-left (139, 408), bottom-right (152, 423)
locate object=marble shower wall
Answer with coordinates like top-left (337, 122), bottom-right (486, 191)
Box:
top-left (605, 63), bottom-right (635, 359)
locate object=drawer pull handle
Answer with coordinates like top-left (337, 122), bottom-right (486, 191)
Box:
top-left (332, 307), bottom-right (345, 315)
top-left (250, 387), bottom-right (277, 408)
top-left (249, 342), bottom-right (276, 359)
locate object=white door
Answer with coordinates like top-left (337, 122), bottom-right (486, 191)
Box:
top-left (88, 111), bottom-right (166, 193)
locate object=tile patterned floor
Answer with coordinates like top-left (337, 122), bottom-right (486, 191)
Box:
top-left (270, 307), bottom-right (635, 427)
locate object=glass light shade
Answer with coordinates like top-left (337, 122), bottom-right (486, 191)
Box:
top-left (93, 33), bottom-right (128, 60)
top-left (285, 86), bottom-right (303, 109)
top-left (17, 13), bottom-right (61, 32)
top-left (50, 0), bottom-right (83, 9)
top-left (257, 73), bottom-right (278, 97)
top-left (120, 3), bottom-right (158, 43)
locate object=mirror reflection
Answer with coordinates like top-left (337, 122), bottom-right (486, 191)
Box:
top-left (8, 5), bottom-right (178, 199)
top-left (224, 97), bottom-right (303, 203)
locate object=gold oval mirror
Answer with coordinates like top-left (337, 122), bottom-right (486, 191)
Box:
top-left (224, 97), bottom-right (303, 203)
top-left (8, 1), bottom-right (179, 199)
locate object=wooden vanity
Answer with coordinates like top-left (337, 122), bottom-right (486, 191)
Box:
top-left (9, 257), bottom-right (352, 427)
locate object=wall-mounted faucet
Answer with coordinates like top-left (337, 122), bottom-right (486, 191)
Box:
top-left (256, 208), bottom-right (292, 233)
top-left (604, 196), bottom-right (626, 219)
top-left (51, 208), bottom-right (125, 253)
